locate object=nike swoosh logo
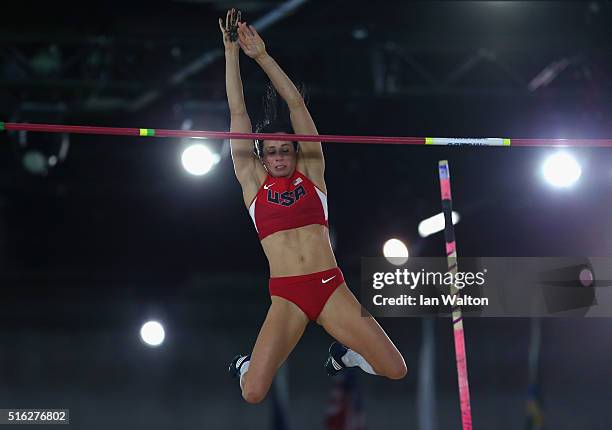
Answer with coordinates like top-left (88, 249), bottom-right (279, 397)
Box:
top-left (263, 183), bottom-right (275, 190)
top-left (322, 276), bottom-right (336, 284)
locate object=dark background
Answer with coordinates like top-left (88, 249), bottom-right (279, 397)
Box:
top-left (1, 1), bottom-right (612, 429)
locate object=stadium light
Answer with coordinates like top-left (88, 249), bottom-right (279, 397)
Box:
top-left (140, 321), bottom-right (165, 347)
top-left (383, 238), bottom-right (409, 266)
top-left (542, 152), bottom-right (581, 188)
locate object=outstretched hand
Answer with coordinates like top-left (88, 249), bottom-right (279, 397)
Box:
top-left (218, 8), bottom-right (241, 53)
top-left (237, 22), bottom-right (267, 60)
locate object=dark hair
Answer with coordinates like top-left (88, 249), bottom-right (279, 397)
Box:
top-left (254, 82), bottom-right (307, 157)
top-left (254, 120), bottom-right (298, 157)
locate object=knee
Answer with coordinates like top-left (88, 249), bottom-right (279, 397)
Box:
top-left (242, 390), bottom-right (266, 404)
top-left (241, 383), bottom-right (269, 404)
top-left (384, 360), bottom-right (408, 380)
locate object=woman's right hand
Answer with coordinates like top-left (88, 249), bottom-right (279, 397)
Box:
top-left (219, 8), bottom-right (241, 54)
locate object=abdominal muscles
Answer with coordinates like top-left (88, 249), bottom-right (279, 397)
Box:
top-left (261, 224), bottom-right (337, 277)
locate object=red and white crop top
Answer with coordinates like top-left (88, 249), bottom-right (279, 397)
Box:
top-left (248, 170), bottom-right (328, 240)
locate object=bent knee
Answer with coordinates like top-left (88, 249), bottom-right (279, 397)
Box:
top-left (242, 389), bottom-right (267, 404)
top-left (383, 360), bottom-right (408, 380)
top-left (242, 384), bottom-right (270, 404)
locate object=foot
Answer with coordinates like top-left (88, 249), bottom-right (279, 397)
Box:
top-left (325, 342), bottom-right (348, 376)
top-left (228, 354), bottom-right (250, 379)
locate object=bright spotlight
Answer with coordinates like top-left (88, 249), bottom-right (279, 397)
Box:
top-left (181, 144), bottom-right (220, 176)
top-left (383, 238), bottom-right (409, 266)
top-left (542, 152), bottom-right (582, 188)
top-left (140, 321), bottom-right (165, 347)
top-left (418, 211), bottom-right (461, 238)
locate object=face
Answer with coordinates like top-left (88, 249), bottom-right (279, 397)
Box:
top-left (261, 137), bottom-right (297, 177)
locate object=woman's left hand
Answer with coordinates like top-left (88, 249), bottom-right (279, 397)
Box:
top-left (237, 22), bottom-right (267, 60)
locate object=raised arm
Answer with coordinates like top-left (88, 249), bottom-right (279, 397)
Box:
top-left (220, 10), bottom-right (265, 202)
top-left (237, 22), bottom-right (324, 181)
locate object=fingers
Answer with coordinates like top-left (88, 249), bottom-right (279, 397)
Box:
top-left (221, 8), bottom-right (246, 44)
top-left (243, 23), bottom-right (255, 38)
top-left (237, 23), bottom-right (248, 42)
top-left (238, 22), bottom-right (254, 40)
top-left (223, 8), bottom-right (241, 31)
top-left (249, 25), bottom-right (259, 38)
top-left (237, 29), bottom-right (246, 44)
top-left (229, 8), bottom-right (242, 29)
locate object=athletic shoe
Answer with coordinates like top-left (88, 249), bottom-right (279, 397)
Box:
top-left (228, 354), bottom-right (250, 379)
top-left (325, 342), bottom-right (348, 376)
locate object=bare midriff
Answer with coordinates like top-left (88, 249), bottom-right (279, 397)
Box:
top-left (261, 224), bottom-right (338, 278)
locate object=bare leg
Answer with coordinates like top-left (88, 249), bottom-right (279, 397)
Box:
top-left (241, 296), bottom-right (309, 403)
top-left (317, 283), bottom-right (407, 379)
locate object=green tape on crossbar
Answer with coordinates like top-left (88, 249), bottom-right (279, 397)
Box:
top-left (0, 122), bottom-right (5, 131)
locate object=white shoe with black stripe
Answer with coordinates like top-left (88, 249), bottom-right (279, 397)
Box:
top-left (228, 354), bottom-right (250, 379)
top-left (325, 342), bottom-right (348, 376)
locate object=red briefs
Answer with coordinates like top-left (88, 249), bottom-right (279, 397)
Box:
top-left (268, 267), bottom-right (345, 321)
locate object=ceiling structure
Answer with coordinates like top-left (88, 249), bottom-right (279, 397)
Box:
top-left (1, 1), bottom-right (610, 116)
